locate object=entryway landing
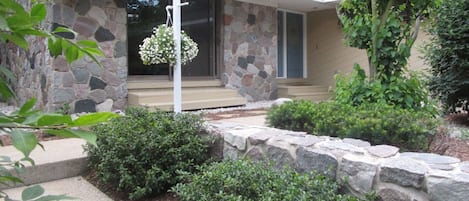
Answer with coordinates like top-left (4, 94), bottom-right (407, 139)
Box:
top-left (127, 78), bottom-right (247, 111)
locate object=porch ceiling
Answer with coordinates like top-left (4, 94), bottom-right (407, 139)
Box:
top-left (279, 0), bottom-right (339, 12)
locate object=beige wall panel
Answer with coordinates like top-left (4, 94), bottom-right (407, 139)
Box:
top-left (307, 9), bottom-right (430, 88)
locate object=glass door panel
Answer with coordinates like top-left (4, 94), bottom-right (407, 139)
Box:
top-left (127, 0), bottom-right (215, 77)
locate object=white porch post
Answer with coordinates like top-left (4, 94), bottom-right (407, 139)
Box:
top-left (172, 0), bottom-right (188, 113)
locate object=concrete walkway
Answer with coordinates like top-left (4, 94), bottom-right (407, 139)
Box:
top-left (213, 115), bottom-right (267, 127)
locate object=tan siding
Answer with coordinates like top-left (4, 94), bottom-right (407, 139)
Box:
top-left (306, 9), bottom-right (430, 87)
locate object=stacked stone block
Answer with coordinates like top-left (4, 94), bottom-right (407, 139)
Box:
top-left (222, 0), bottom-right (278, 101)
top-left (208, 122), bottom-right (469, 201)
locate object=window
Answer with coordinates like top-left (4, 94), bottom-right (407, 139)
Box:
top-left (277, 10), bottom-right (306, 78)
top-left (127, 0), bottom-right (217, 77)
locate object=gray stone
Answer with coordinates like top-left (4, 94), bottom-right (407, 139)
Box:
top-left (89, 76), bottom-right (107, 90)
top-left (52, 56), bottom-right (70, 72)
top-left (52, 4), bottom-right (62, 23)
top-left (102, 71), bottom-right (121, 86)
top-left (284, 135), bottom-right (323, 147)
top-left (225, 128), bottom-right (262, 150)
top-left (400, 152), bottom-right (461, 165)
top-left (88, 89), bottom-right (107, 103)
top-left (248, 132), bottom-right (273, 145)
top-left (74, 99), bottom-right (96, 113)
top-left (95, 26), bottom-right (115, 42)
top-left (460, 161), bottom-right (469, 173)
top-left (62, 72), bottom-right (75, 87)
top-left (296, 147), bottom-right (338, 178)
top-left (73, 16), bottom-right (98, 38)
top-left (114, 41), bottom-right (127, 57)
top-left (380, 157), bottom-right (427, 189)
top-left (427, 173), bottom-right (469, 201)
top-left (339, 154), bottom-right (378, 194)
top-left (378, 187), bottom-right (413, 201)
top-left (50, 88), bottom-right (74, 104)
top-left (266, 145), bottom-right (295, 169)
top-left (272, 98), bottom-right (292, 106)
top-left (96, 99), bottom-right (113, 112)
top-left (86, 62), bottom-right (103, 77)
top-left (113, 0), bottom-right (126, 8)
top-left (104, 86), bottom-right (117, 99)
top-left (258, 71), bottom-right (268, 79)
top-left (72, 68), bottom-right (90, 84)
top-left (366, 145), bottom-right (399, 158)
top-left (343, 138), bottom-right (371, 147)
top-left (245, 147), bottom-right (264, 161)
top-left (318, 141), bottom-right (365, 155)
top-left (75, 0), bottom-right (91, 15)
top-left (429, 164), bottom-right (455, 171)
top-left (88, 6), bottom-right (107, 26)
top-left (62, 5), bottom-right (76, 27)
top-left (223, 143), bottom-right (241, 160)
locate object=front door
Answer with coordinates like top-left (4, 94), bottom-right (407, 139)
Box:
top-left (277, 10), bottom-right (306, 78)
top-left (127, 0), bottom-right (217, 78)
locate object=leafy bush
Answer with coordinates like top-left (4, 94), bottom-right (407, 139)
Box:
top-left (267, 101), bottom-right (438, 151)
top-left (173, 160), bottom-right (370, 201)
top-left (86, 107), bottom-right (209, 200)
top-left (334, 64), bottom-right (437, 115)
top-left (425, 0), bottom-right (469, 113)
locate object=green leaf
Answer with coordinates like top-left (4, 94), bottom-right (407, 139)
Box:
top-left (47, 38), bottom-right (62, 57)
top-left (22, 185), bottom-right (44, 200)
top-left (34, 195), bottom-right (77, 201)
top-left (0, 33), bottom-right (28, 49)
top-left (10, 130), bottom-right (38, 158)
top-left (0, 16), bottom-right (10, 31)
top-left (0, 64), bottom-right (17, 82)
top-left (71, 112), bottom-right (119, 127)
top-left (52, 26), bottom-right (77, 36)
top-left (46, 129), bottom-right (97, 146)
top-left (18, 98), bottom-right (36, 115)
top-left (0, 79), bottom-right (15, 100)
top-left (30, 4), bottom-right (47, 23)
top-left (77, 40), bottom-right (99, 48)
top-left (0, 175), bottom-right (23, 185)
top-left (64, 46), bottom-right (79, 63)
top-left (36, 114), bottom-right (72, 126)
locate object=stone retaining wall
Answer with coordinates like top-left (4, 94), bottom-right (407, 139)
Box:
top-left (207, 122), bottom-right (469, 201)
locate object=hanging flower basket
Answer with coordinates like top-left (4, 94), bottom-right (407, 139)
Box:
top-left (139, 24), bottom-right (198, 66)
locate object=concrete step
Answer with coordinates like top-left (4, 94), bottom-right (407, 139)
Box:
top-left (0, 139), bottom-right (88, 189)
top-left (142, 97), bottom-right (248, 111)
top-left (288, 92), bottom-right (331, 102)
top-left (128, 79), bottom-right (223, 90)
top-left (278, 85), bottom-right (329, 96)
top-left (128, 88), bottom-right (242, 104)
top-left (3, 176), bottom-right (112, 201)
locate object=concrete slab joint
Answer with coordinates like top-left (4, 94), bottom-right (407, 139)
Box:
top-left (210, 122), bottom-right (469, 200)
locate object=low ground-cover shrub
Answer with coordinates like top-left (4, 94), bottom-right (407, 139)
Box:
top-left (267, 101), bottom-right (438, 151)
top-left (86, 107), bottom-right (209, 200)
top-left (334, 65), bottom-right (438, 115)
top-left (173, 160), bottom-right (371, 201)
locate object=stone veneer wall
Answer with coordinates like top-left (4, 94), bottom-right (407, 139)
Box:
top-left (208, 122), bottom-right (469, 201)
top-left (1, 0), bottom-right (127, 112)
top-left (222, 0), bottom-right (278, 101)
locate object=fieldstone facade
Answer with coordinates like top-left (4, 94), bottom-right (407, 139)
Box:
top-left (209, 122), bottom-right (469, 201)
top-left (1, 0), bottom-right (127, 113)
top-left (222, 0), bottom-right (278, 101)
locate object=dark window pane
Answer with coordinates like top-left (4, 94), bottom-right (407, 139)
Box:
top-left (286, 12), bottom-right (304, 78)
top-left (277, 11), bottom-right (284, 78)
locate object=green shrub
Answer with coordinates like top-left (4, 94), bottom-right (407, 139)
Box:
top-left (267, 101), bottom-right (438, 151)
top-left (425, 0), bottom-right (469, 113)
top-left (334, 64), bottom-right (438, 115)
top-left (173, 160), bottom-right (370, 201)
top-left (86, 107), bottom-right (209, 200)
top-left (266, 100), bottom-right (317, 132)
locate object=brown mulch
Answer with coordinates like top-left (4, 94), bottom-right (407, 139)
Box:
top-left (0, 130), bottom-right (63, 146)
top-left (430, 113), bottom-right (469, 161)
top-left (83, 169), bottom-right (180, 201)
top-left (202, 109), bottom-right (267, 121)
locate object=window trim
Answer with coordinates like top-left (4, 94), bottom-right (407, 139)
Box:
top-left (277, 9), bottom-right (307, 79)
